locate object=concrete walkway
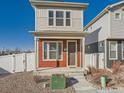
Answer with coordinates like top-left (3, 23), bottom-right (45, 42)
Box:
top-left (36, 67), bottom-right (124, 93)
top-left (70, 73), bottom-right (124, 93)
top-left (69, 71), bottom-right (97, 93)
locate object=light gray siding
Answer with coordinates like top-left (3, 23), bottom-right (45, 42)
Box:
top-left (85, 13), bottom-right (110, 45)
top-left (35, 8), bottom-right (83, 31)
top-left (110, 5), bottom-right (124, 38)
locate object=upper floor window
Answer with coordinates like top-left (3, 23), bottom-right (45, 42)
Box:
top-left (56, 11), bottom-right (64, 26)
top-left (49, 11), bottom-right (54, 26)
top-left (114, 12), bottom-right (121, 20)
top-left (66, 11), bottom-right (71, 26)
top-left (48, 10), bottom-right (71, 26)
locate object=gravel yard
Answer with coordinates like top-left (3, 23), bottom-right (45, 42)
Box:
top-left (0, 72), bottom-right (75, 93)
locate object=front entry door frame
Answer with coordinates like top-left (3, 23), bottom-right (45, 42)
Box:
top-left (67, 40), bottom-right (77, 67)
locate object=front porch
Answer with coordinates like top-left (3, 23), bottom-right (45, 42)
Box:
top-left (34, 67), bottom-right (84, 76)
top-left (30, 30), bottom-right (87, 69)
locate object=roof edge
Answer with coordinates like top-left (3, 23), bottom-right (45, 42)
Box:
top-left (84, 5), bottom-right (110, 31)
top-left (84, 1), bottom-right (124, 31)
top-left (29, 0), bottom-right (88, 9)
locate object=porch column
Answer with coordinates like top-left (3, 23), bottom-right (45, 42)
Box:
top-left (80, 37), bottom-right (85, 68)
top-left (35, 37), bottom-right (39, 70)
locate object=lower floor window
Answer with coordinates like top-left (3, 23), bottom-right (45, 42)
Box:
top-left (43, 41), bottom-right (62, 60)
top-left (109, 41), bottom-right (117, 60)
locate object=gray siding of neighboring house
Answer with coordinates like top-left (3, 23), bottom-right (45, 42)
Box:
top-left (85, 41), bottom-right (105, 54)
top-left (85, 13), bottom-right (109, 45)
top-left (107, 40), bottom-right (124, 68)
top-left (110, 4), bottom-right (124, 38)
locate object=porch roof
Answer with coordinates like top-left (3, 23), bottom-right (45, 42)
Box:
top-left (29, 30), bottom-right (89, 39)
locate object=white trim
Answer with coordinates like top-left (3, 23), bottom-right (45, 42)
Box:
top-left (81, 11), bottom-right (83, 28)
top-left (30, 0), bottom-right (89, 6)
top-left (111, 1), bottom-right (124, 8)
top-left (122, 41), bottom-right (124, 60)
top-left (34, 37), bottom-right (36, 70)
top-left (82, 37), bottom-right (85, 68)
top-left (34, 37), bottom-right (39, 70)
top-left (48, 10), bottom-right (54, 26)
top-left (37, 39), bottom-right (39, 69)
top-left (66, 11), bottom-right (72, 27)
top-left (47, 9), bottom-right (72, 27)
top-left (80, 39), bottom-right (81, 68)
top-left (104, 40), bottom-right (107, 68)
top-left (67, 40), bottom-right (77, 67)
top-left (114, 12), bottom-right (121, 20)
top-left (36, 36), bottom-right (83, 39)
top-left (56, 11), bottom-right (64, 26)
top-left (109, 41), bottom-right (118, 60)
top-left (42, 41), bottom-right (63, 61)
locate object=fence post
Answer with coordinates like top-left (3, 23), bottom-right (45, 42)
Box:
top-left (23, 53), bottom-right (27, 72)
top-left (12, 54), bottom-right (16, 73)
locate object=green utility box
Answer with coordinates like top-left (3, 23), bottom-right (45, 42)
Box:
top-left (51, 74), bottom-right (66, 90)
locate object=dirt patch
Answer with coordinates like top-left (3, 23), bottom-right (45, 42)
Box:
top-left (85, 64), bottom-right (124, 89)
top-left (0, 72), bottom-right (75, 93)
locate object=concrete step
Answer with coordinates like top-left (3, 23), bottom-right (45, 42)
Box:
top-left (74, 82), bottom-right (92, 87)
top-left (75, 88), bottom-right (97, 93)
top-left (69, 73), bottom-right (84, 77)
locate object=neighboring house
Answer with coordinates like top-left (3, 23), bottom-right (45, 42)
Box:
top-left (84, 1), bottom-right (124, 69)
top-left (29, 0), bottom-right (88, 69)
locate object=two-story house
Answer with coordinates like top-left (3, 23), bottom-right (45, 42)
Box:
top-left (84, 1), bottom-right (124, 69)
top-left (29, 0), bottom-right (88, 69)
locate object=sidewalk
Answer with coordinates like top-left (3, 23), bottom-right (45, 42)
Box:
top-left (71, 73), bottom-right (124, 93)
top-left (69, 72), bottom-right (97, 93)
top-left (98, 89), bottom-right (124, 93)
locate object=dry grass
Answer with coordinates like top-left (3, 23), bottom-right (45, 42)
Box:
top-left (0, 72), bottom-right (75, 93)
top-left (85, 65), bottom-right (124, 89)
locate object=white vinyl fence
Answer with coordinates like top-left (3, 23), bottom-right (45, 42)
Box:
top-left (85, 53), bottom-right (105, 69)
top-left (0, 53), bottom-right (35, 74)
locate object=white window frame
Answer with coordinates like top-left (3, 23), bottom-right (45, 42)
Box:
top-left (114, 12), bottom-right (121, 20)
top-left (65, 11), bottom-right (71, 26)
top-left (48, 9), bottom-right (72, 27)
top-left (48, 10), bottom-right (54, 26)
top-left (122, 41), bottom-right (124, 60)
top-left (43, 41), bottom-right (63, 61)
top-left (109, 41), bottom-right (118, 60)
top-left (56, 11), bottom-right (64, 26)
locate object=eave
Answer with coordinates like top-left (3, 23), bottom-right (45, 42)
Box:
top-left (29, 0), bottom-right (88, 9)
top-left (84, 1), bottom-right (124, 31)
top-left (29, 31), bottom-right (89, 39)
top-left (84, 6), bottom-right (110, 31)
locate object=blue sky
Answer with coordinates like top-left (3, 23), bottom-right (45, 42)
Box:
top-left (0, 0), bottom-right (119, 50)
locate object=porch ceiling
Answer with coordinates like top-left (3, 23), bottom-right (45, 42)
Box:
top-left (29, 30), bottom-right (89, 39)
